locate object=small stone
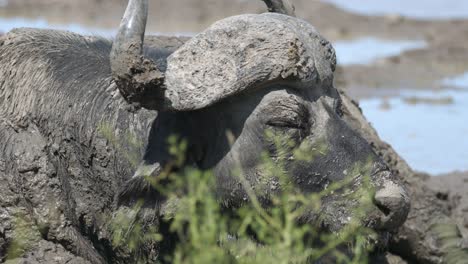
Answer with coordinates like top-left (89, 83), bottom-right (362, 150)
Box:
top-left (385, 252), bottom-right (407, 264)
top-left (385, 13), bottom-right (404, 25)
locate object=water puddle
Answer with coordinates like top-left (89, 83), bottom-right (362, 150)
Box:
top-left (322, 0), bottom-right (468, 20)
top-left (333, 37), bottom-right (426, 65)
top-left (442, 72), bottom-right (468, 88)
top-left (360, 87), bottom-right (468, 175)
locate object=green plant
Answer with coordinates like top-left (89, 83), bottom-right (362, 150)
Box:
top-left (431, 223), bottom-right (468, 264)
top-left (5, 211), bottom-right (41, 262)
top-left (108, 130), bottom-right (378, 264)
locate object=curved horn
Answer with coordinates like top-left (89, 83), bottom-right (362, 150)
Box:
top-left (163, 13), bottom-right (338, 111)
top-left (261, 0), bottom-right (296, 16)
top-left (110, 0), bottom-right (167, 110)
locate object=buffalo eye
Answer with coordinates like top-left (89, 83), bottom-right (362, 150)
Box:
top-left (263, 99), bottom-right (310, 133)
top-left (266, 118), bottom-right (307, 130)
top-left (265, 112), bottom-right (310, 143)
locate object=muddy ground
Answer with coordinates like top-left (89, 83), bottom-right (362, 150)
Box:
top-left (429, 171), bottom-right (468, 238)
top-left (1, 0), bottom-right (468, 262)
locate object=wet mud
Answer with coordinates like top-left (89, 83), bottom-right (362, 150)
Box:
top-left (1, 0), bottom-right (468, 263)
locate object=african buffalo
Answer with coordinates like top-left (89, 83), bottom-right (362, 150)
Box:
top-left (0, 0), bottom-right (409, 263)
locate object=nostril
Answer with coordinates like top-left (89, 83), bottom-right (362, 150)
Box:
top-left (375, 201), bottom-right (391, 216)
top-left (373, 181), bottom-right (410, 230)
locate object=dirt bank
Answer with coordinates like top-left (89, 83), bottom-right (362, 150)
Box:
top-left (3, 0), bottom-right (468, 98)
top-left (428, 171), bottom-right (468, 238)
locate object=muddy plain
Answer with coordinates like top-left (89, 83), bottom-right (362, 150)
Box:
top-left (1, 0), bottom-right (468, 263)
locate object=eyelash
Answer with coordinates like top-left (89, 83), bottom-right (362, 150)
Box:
top-left (266, 118), bottom-right (308, 130)
top-left (265, 104), bottom-right (311, 131)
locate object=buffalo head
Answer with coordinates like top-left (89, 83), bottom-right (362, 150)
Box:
top-left (111, 0), bottom-right (409, 241)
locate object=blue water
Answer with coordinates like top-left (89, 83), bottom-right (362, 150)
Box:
top-left (322, 0), bottom-right (468, 20)
top-left (442, 72), bottom-right (468, 88)
top-left (0, 17), bottom-right (198, 37)
top-left (333, 36), bottom-right (468, 174)
top-left (0, 17), bottom-right (117, 37)
top-left (360, 86), bottom-right (468, 175)
top-left (333, 38), bottom-right (426, 65)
